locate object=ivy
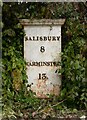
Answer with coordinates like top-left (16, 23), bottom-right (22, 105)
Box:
top-left (2, 2), bottom-right (87, 119)
top-left (58, 38), bottom-right (87, 109)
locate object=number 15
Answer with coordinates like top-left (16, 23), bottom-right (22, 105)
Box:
top-left (38, 73), bottom-right (48, 80)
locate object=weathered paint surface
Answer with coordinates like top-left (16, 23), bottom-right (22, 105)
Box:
top-left (21, 19), bottom-right (65, 98)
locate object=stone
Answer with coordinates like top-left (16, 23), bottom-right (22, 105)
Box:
top-left (20, 19), bottom-right (65, 98)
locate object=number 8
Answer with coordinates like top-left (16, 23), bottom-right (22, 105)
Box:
top-left (40, 46), bottom-right (45, 53)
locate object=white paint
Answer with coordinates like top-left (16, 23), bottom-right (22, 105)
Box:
top-left (22, 20), bottom-right (65, 97)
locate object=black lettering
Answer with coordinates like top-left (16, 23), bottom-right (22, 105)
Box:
top-left (33, 36), bottom-right (35, 41)
top-left (50, 62), bottom-right (54, 66)
top-left (45, 62), bottom-right (50, 66)
top-left (42, 62), bottom-right (49, 66)
top-left (44, 36), bottom-right (47, 41)
top-left (37, 36), bottom-right (39, 41)
top-left (52, 36), bottom-right (56, 41)
top-left (48, 36), bottom-right (51, 41)
top-left (53, 62), bottom-right (57, 66)
top-left (57, 36), bottom-right (60, 41)
top-left (29, 37), bottom-right (32, 41)
top-left (26, 62), bottom-right (30, 66)
top-left (25, 36), bottom-right (28, 41)
top-left (40, 36), bottom-right (43, 41)
top-left (29, 62), bottom-right (33, 66)
top-left (40, 46), bottom-right (45, 53)
top-left (38, 73), bottom-right (48, 80)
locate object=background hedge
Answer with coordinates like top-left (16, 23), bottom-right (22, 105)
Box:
top-left (2, 2), bottom-right (87, 119)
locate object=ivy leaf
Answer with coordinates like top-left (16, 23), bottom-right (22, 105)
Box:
top-left (3, 29), bottom-right (16, 37)
top-left (74, 60), bottom-right (80, 69)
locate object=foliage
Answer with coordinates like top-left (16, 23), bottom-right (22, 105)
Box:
top-left (2, 2), bottom-right (87, 119)
top-left (58, 39), bottom-right (87, 109)
top-left (57, 16), bottom-right (87, 110)
top-left (54, 15), bottom-right (87, 112)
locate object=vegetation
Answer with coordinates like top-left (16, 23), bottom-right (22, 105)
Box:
top-left (2, 2), bottom-right (87, 119)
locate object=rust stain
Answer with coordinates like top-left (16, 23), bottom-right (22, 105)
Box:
top-left (34, 77), bottom-right (61, 98)
top-left (36, 91), bottom-right (48, 98)
top-left (36, 78), bottom-right (48, 98)
top-left (37, 79), bottom-right (47, 88)
top-left (49, 85), bottom-right (60, 96)
top-left (53, 84), bottom-right (60, 96)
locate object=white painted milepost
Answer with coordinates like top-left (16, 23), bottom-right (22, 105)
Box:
top-left (20, 19), bottom-right (65, 98)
